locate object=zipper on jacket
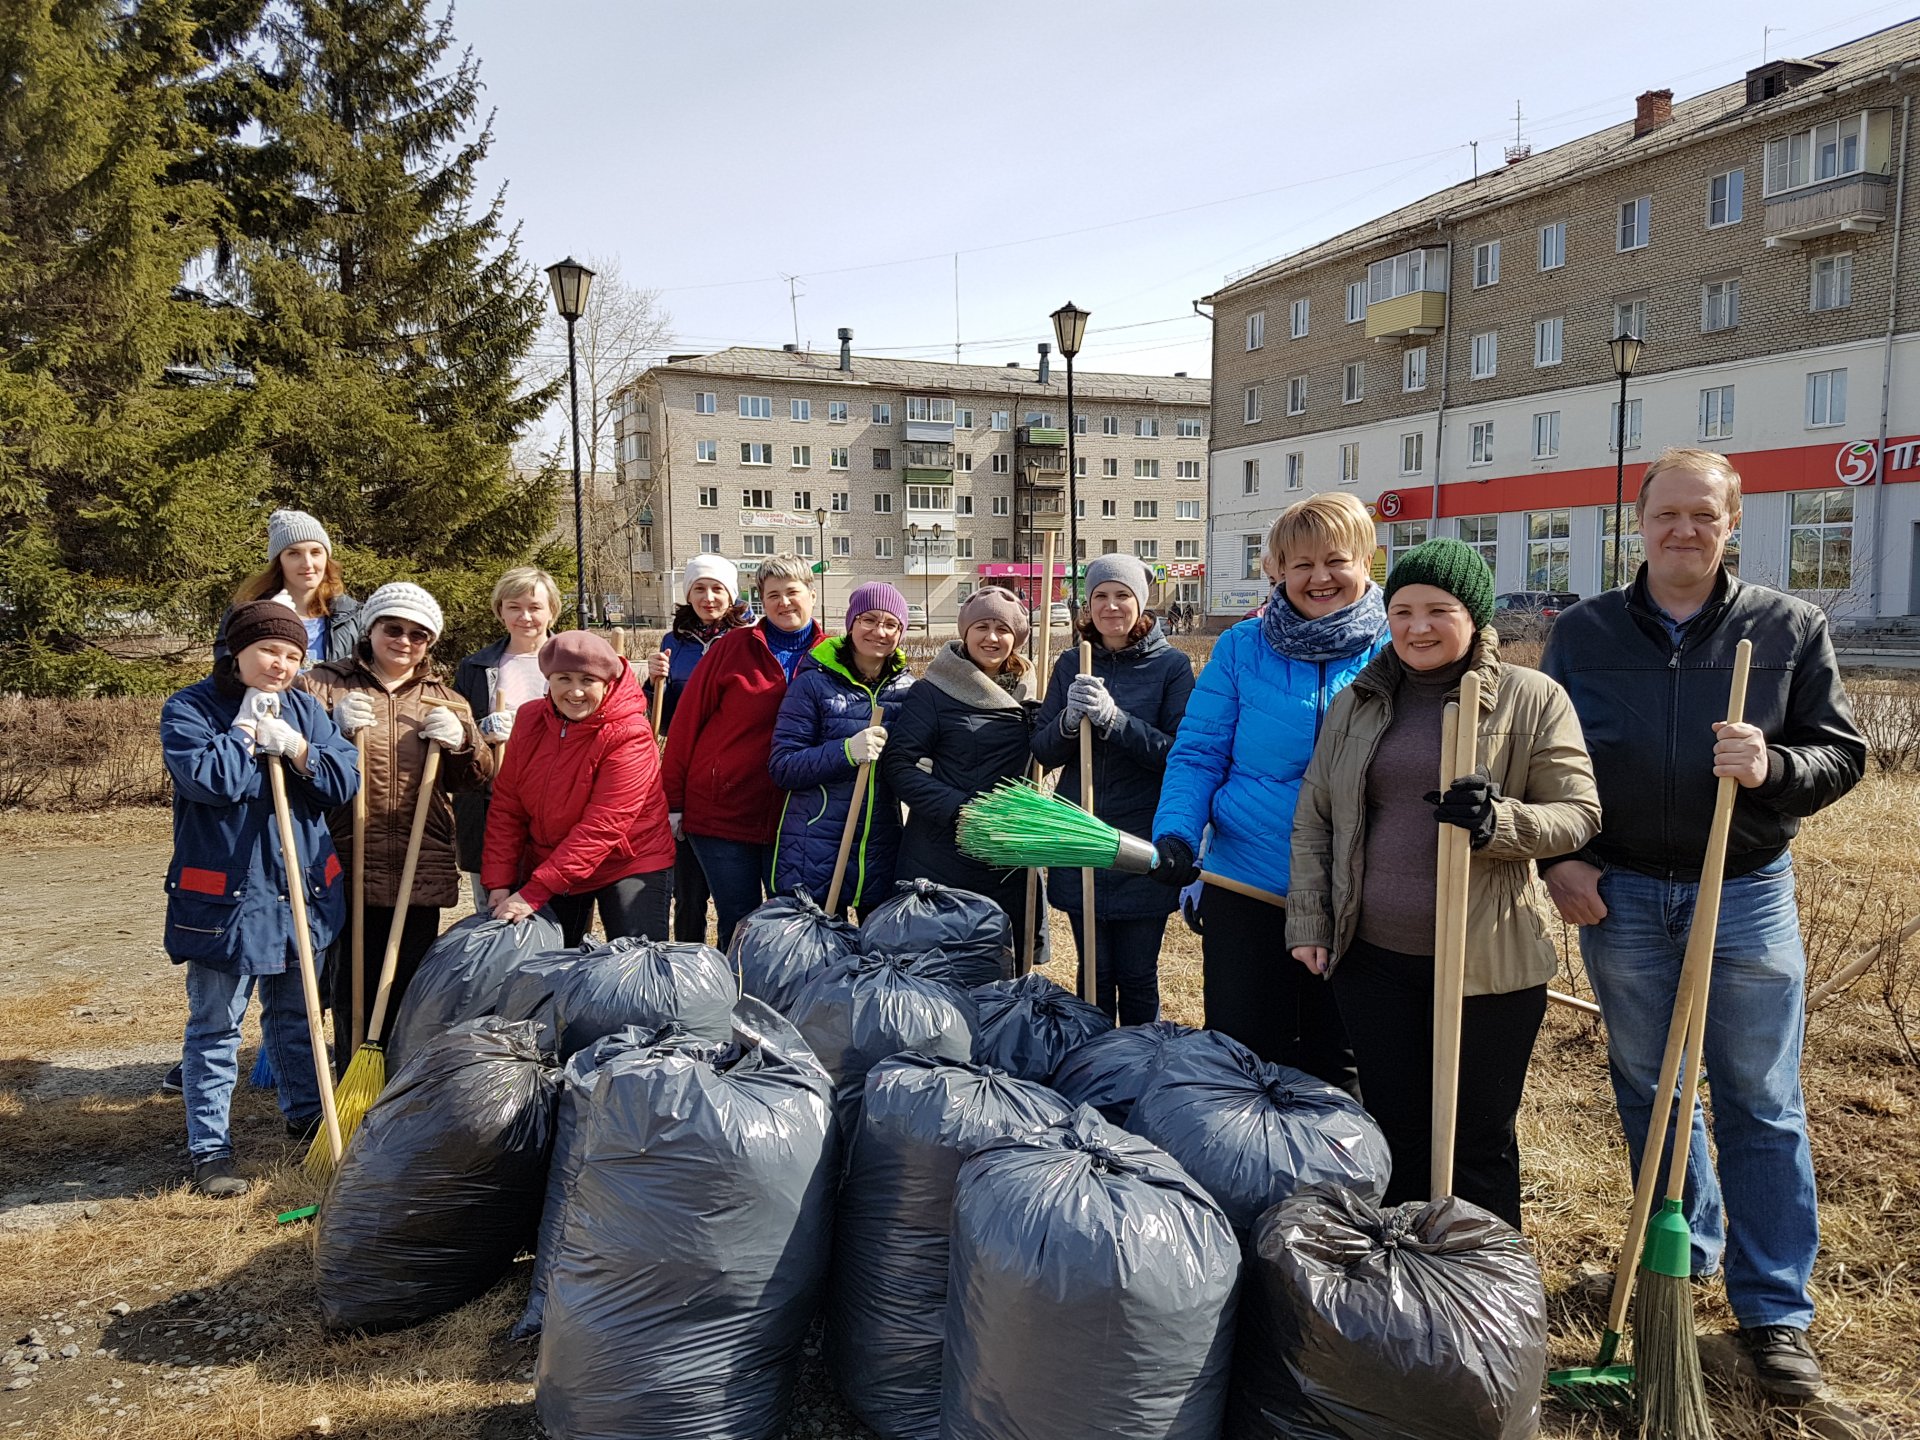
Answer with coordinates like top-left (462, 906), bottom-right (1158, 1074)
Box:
top-left (1662, 630), bottom-right (1685, 878)
top-left (1315, 660), bottom-right (1329, 741)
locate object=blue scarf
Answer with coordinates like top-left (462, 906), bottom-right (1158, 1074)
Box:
top-left (1261, 582), bottom-right (1387, 663)
top-left (762, 617), bottom-right (814, 678)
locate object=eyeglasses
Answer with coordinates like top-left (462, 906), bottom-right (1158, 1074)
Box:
top-left (377, 622), bottom-right (434, 645)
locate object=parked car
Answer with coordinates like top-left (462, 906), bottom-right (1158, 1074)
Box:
top-left (906, 602), bottom-right (928, 631)
top-left (1493, 590), bottom-right (1579, 637)
top-left (1049, 602), bottom-right (1072, 629)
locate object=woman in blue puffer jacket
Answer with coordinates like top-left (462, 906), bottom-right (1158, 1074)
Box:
top-left (1151, 493), bottom-right (1388, 1094)
top-left (1031, 554), bottom-right (1194, 1025)
top-left (768, 582), bottom-right (915, 916)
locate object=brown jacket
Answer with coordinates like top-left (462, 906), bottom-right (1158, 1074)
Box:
top-left (299, 658), bottom-right (493, 909)
top-left (1285, 629), bottom-right (1600, 995)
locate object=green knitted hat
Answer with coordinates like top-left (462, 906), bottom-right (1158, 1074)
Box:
top-left (1383, 537), bottom-right (1495, 628)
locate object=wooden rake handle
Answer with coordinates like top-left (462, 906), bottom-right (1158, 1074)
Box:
top-left (365, 739), bottom-right (441, 1046)
top-left (350, 731), bottom-right (369, 1052)
top-left (1431, 672), bottom-right (1481, 1198)
top-left (825, 704), bottom-right (884, 914)
top-left (1077, 641), bottom-right (1098, 1008)
top-left (266, 756), bottom-right (344, 1166)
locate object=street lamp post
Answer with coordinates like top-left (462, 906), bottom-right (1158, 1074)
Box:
top-left (1051, 302), bottom-right (1089, 609)
top-left (1021, 459), bottom-right (1040, 659)
top-left (1608, 329), bottom-right (1644, 590)
top-left (815, 506), bottom-right (829, 617)
top-left (546, 257), bottom-right (596, 624)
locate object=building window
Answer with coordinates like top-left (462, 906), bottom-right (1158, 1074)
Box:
top-left (873, 492), bottom-right (893, 514)
top-left (695, 392), bottom-right (717, 415)
top-left (831, 490), bottom-right (850, 511)
top-left (1176, 500), bottom-right (1202, 520)
top-left (1532, 411), bottom-right (1561, 460)
top-left (1135, 459), bottom-right (1161, 479)
top-left (1459, 514), bottom-right (1498, 575)
top-left (1134, 539), bottom-right (1159, 560)
top-left (991, 453), bottom-right (1011, 474)
top-left (1788, 488), bottom-right (1855, 589)
top-left (1346, 280), bottom-right (1366, 323)
top-left (1075, 456), bottom-right (1088, 478)
top-left (956, 494), bottom-right (973, 516)
top-left (741, 442), bottom-right (773, 466)
top-left (1387, 521), bottom-right (1429, 569)
top-left (871, 403), bottom-right (892, 424)
top-left (697, 486), bottom-right (719, 508)
top-left (1806, 368), bottom-right (1848, 427)
top-left (696, 440), bottom-right (718, 463)
top-left (1811, 254), bottom-right (1853, 312)
top-left (992, 495), bottom-right (1011, 516)
top-left (1403, 346), bottom-right (1428, 392)
top-left (793, 488), bottom-right (812, 511)
top-left (1176, 538), bottom-right (1201, 557)
top-left (1338, 443), bottom-right (1360, 485)
top-left (1246, 310), bottom-right (1265, 350)
top-left (1701, 277), bottom-right (1740, 333)
top-left (1367, 247), bottom-right (1446, 302)
top-left (1286, 375), bottom-right (1307, 415)
top-left (991, 538), bottom-right (1009, 560)
top-left (1699, 385), bottom-right (1735, 441)
top-left (1538, 222), bottom-right (1566, 271)
top-left (955, 406), bottom-right (974, 428)
top-left (1176, 459), bottom-right (1202, 479)
top-left (870, 447), bottom-right (896, 472)
top-left (1470, 330), bottom-right (1498, 380)
top-left (1607, 398), bottom-right (1644, 451)
top-left (1101, 498), bottom-right (1118, 518)
top-left (741, 488), bottom-right (775, 509)
top-left (1102, 415), bottom-right (1119, 436)
top-left (1135, 417), bottom-right (1161, 438)
top-left (874, 536), bottom-right (894, 560)
top-left (1599, 506), bottom-right (1644, 581)
top-left (991, 410), bottom-right (1009, 431)
top-left (1470, 421), bottom-right (1495, 466)
top-left (1534, 316), bottom-right (1564, 368)
top-left (1023, 410), bottom-right (1055, 429)
top-left (1707, 168), bottom-right (1744, 227)
top-left (954, 451), bottom-right (973, 473)
top-left (698, 532), bottom-right (721, 553)
top-left (1102, 457), bottom-right (1119, 478)
top-left (1617, 195), bottom-right (1650, 252)
top-left (1244, 386), bottom-right (1262, 424)
top-left (1242, 459), bottom-right (1260, 496)
top-left (1342, 361), bottom-right (1365, 404)
top-left (1284, 452), bottom-right (1304, 491)
top-left (1243, 533), bottom-right (1265, 580)
top-left (1525, 509), bottom-right (1572, 590)
top-left (794, 535), bottom-right (814, 558)
top-left (740, 394), bottom-right (773, 420)
top-left (791, 445), bottom-right (811, 468)
top-left (1472, 240), bottom-right (1501, 288)
top-left (907, 484), bottom-right (950, 511)
top-left (832, 535), bottom-right (851, 557)
top-left (828, 400), bottom-right (849, 423)
top-left (1177, 417), bottom-right (1203, 438)
top-left (907, 396), bottom-right (954, 423)
top-left (1134, 500), bottom-right (1160, 520)
top-left (1613, 297), bottom-right (1649, 342)
top-left (953, 537), bottom-right (973, 560)
top-left (1766, 114), bottom-right (1866, 196)
top-left (1400, 432), bottom-right (1424, 475)
top-left (828, 447), bottom-right (850, 470)
top-left (1289, 297), bottom-right (1309, 338)
top-left (1076, 500), bottom-right (1087, 520)
top-left (790, 398), bottom-right (811, 422)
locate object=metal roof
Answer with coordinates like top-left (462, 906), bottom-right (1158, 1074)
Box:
top-left (641, 346), bottom-right (1210, 405)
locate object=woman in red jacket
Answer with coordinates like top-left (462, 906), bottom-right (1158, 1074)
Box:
top-left (482, 630), bottom-right (676, 946)
top-left (661, 554), bottom-right (824, 950)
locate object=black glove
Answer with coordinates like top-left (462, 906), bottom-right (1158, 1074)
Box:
top-left (1427, 776), bottom-right (1500, 851)
top-left (1151, 835), bottom-right (1199, 888)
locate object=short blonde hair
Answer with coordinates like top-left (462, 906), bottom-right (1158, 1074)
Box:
top-left (1267, 492), bottom-right (1376, 568)
top-left (491, 566), bottom-right (562, 617)
top-left (754, 554), bottom-right (814, 591)
top-left (1637, 447), bottom-right (1743, 521)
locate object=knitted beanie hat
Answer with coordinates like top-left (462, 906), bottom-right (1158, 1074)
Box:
top-left (957, 585), bottom-right (1031, 643)
top-left (1084, 553), bottom-right (1154, 611)
top-left (683, 552), bottom-right (740, 601)
top-left (226, 600), bottom-right (310, 657)
top-left (845, 581), bottom-right (909, 630)
top-left (1383, 537), bottom-right (1495, 629)
top-left (268, 509), bottom-right (332, 564)
top-left (361, 581), bottom-right (445, 640)
top-left (539, 629), bottom-right (624, 683)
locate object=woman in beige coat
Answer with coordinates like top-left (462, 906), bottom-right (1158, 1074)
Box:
top-left (1287, 539), bottom-right (1598, 1227)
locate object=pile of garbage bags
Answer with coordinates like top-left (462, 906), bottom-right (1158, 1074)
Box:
top-left (382, 912), bottom-right (564, 1074)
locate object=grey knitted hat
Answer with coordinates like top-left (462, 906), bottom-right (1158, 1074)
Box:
top-left (1084, 553), bottom-right (1154, 611)
top-left (267, 509), bottom-right (332, 564)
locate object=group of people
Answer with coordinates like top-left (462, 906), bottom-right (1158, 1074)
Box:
top-left (159, 443), bottom-right (1863, 1400)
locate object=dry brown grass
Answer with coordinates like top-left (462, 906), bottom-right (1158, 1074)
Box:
top-left (0, 696), bottom-right (173, 811)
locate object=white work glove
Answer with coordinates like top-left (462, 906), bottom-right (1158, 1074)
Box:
top-left (419, 706), bottom-right (466, 750)
top-left (668, 811), bottom-right (685, 841)
top-left (1067, 674), bottom-right (1119, 734)
top-left (844, 726), bottom-right (888, 766)
top-left (479, 710), bottom-right (515, 741)
top-left (251, 709), bottom-right (308, 764)
top-left (333, 692), bottom-right (376, 736)
top-left (235, 688), bottom-right (277, 730)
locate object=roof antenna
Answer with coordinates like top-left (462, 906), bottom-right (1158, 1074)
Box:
top-left (1470, 139), bottom-right (1479, 180)
top-left (780, 273), bottom-right (804, 351)
top-left (1505, 101), bottom-right (1532, 165)
top-left (1763, 24), bottom-right (1786, 63)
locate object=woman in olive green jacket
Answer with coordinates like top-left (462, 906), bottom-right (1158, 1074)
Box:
top-left (1287, 539), bottom-right (1598, 1227)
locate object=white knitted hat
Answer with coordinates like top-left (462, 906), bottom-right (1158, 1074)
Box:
top-left (361, 582), bottom-right (445, 640)
top-left (683, 552), bottom-right (740, 601)
top-left (267, 509), bottom-right (332, 563)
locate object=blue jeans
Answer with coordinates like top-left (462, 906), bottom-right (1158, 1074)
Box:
top-left (1579, 852), bottom-right (1817, 1329)
top-left (687, 835), bottom-right (772, 953)
top-left (183, 961), bottom-right (322, 1161)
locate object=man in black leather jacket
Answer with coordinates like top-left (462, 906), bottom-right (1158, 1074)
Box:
top-left (1542, 446), bottom-right (1865, 1401)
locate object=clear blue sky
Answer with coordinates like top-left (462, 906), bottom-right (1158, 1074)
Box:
top-left (462, 0), bottom-right (1903, 385)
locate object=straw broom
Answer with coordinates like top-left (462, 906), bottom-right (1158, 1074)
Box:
top-left (1633, 637), bottom-right (1751, 1440)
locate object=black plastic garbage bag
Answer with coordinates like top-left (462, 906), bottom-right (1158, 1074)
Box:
top-left (547, 936), bottom-right (736, 1058)
top-left (314, 1017), bottom-right (558, 1333)
top-left (786, 950), bottom-right (977, 1131)
top-left (533, 1025), bottom-right (836, 1440)
top-left (943, 1106), bottom-right (1240, 1440)
top-left (860, 878), bottom-right (1012, 987)
top-left (1229, 1186), bottom-right (1548, 1440)
top-left (494, 945), bottom-right (586, 1038)
top-left (382, 912), bottom-right (564, 1075)
top-left (826, 1055), bottom-right (1071, 1440)
top-left (1049, 1018), bottom-right (1200, 1125)
top-left (728, 888), bottom-right (862, 1013)
top-left (1128, 1029), bottom-right (1391, 1232)
top-left (969, 972), bottom-right (1113, 1082)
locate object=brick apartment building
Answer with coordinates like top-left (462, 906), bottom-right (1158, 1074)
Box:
top-left (607, 340), bottom-right (1210, 627)
top-left (1202, 19), bottom-right (1920, 623)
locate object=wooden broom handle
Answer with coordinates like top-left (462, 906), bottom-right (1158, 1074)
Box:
top-left (1431, 672), bottom-right (1480, 1198)
top-left (266, 755), bottom-right (344, 1165)
top-left (1078, 641), bottom-right (1098, 1007)
top-left (1021, 528), bottom-right (1060, 978)
top-left (825, 704), bottom-right (884, 914)
top-left (350, 731), bottom-right (369, 1052)
top-left (366, 740), bottom-right (441, 1045)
